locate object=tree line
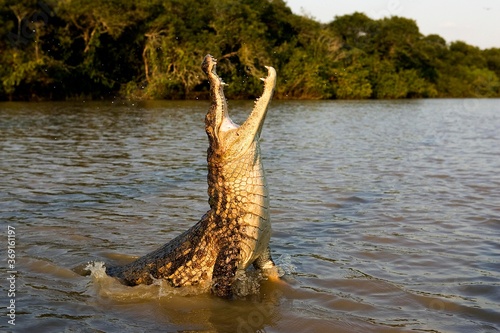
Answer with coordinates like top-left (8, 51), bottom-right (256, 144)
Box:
top-left (1, 0), bottom-right (499, 101)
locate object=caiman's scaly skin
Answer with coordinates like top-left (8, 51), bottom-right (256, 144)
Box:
top-left (106, 54), bottom-right (277, 298)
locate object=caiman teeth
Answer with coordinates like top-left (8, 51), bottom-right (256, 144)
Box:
top-left (260, 66), bottom-right (270, 81)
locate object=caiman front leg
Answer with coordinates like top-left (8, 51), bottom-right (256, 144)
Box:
top-left (253, 246), bottom-right (281, 283)
top-left (211, 245), bottom-right (240, 297)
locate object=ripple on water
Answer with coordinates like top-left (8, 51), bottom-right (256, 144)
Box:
top-left (1, 100), bottom-right (500, 332)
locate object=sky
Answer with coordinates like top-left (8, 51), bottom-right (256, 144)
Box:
top-left (285, 0), bottom-right (499, 49)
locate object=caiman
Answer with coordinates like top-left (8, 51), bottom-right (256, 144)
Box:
top-left (106, 54), bottom-right (278, 298)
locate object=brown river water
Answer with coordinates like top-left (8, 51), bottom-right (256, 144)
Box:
top-left (1, 99), bottom-right (499, 332)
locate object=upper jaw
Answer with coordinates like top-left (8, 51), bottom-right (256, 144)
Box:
top-left (201, 54), bottom-right (217, 77)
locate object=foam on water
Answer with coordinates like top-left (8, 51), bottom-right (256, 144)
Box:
top-left (84, 262), bottom-right (211, 301)
top-left (275, 254), bottom-right (296, 276)
top-left (85, 260), bottom-right (291, 300)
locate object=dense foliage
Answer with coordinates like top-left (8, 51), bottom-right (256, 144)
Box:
top-left (1, 0), bottom-right (499, 100)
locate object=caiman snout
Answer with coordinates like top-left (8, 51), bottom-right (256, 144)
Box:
top-left (202, 54), bottom-right (217, 76)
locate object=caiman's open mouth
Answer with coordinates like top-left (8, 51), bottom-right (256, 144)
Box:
top-left (203, 54), bottom-right (276, 157)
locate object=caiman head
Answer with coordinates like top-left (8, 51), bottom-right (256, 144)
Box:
top-left (201, 54), bottom-right (276, 161)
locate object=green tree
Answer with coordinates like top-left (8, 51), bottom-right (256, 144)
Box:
top-left (275, 16), bottom-right (342, 99)
top-left (0, 0), bottom-right (58, 100)
top-left (328, 12), bottom-right (376, 52)
top-left (483, 48), bottom-right (500, 79)
top-left (1, 0), bottom-right (499, 100)
top-left (332, 61), bottom-right (372, 99)
top-left (56, 0), bottom-right (146, 95)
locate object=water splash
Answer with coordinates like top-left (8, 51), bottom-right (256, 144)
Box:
top-left (275, 254), bottom-right (296, 277)
top-left (84, 261), bottom-right (289, 300)
top-left (233, 269), bottom-right (264, 297)
top-left (232, 254), bottom-right (296, 297)
top-left (85, 261), bottom-right (162, 301)
top-left (85, 261), bottom-right (211, 301)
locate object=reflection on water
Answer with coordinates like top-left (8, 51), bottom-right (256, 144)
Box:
top-left (1, 99), bottom-right (499, 332)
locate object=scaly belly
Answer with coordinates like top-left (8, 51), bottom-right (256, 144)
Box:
top-left (238, 186), bottom-right (271, 269)
top-left (210, 147), bottom-right (271, 270)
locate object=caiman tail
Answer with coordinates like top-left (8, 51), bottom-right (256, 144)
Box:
top-left (106, 54), bottom-right (277, 298)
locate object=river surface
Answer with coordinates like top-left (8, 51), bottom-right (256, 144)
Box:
top-left (1, 99), bottom-right (499, 333)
